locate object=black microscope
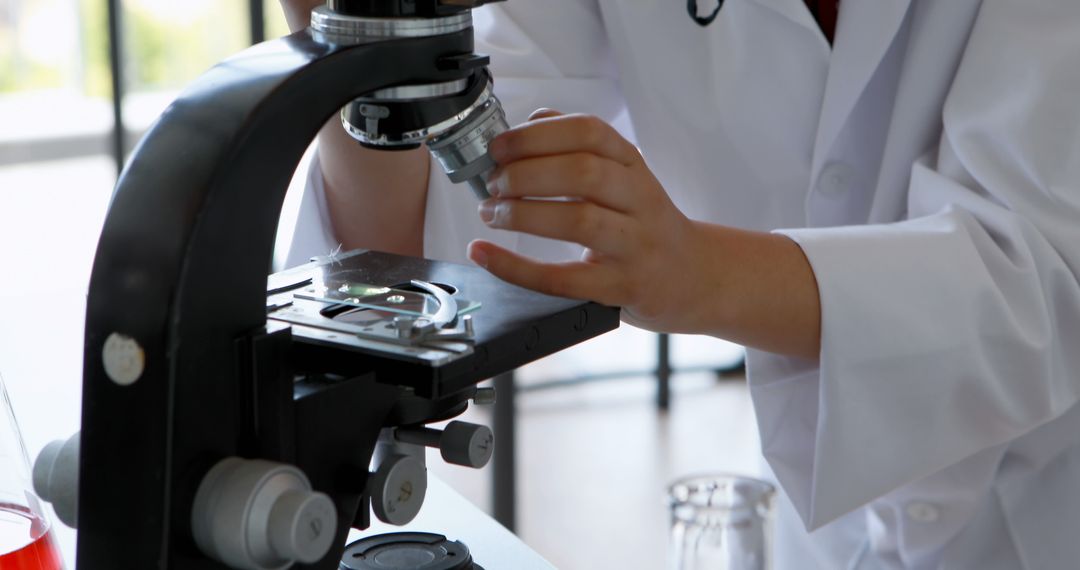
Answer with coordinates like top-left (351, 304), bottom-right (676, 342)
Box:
top-left (29, 1), bottom-right (619, 568)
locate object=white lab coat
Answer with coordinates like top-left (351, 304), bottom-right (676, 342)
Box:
top-left (284, 0), bottom-right (1080, 568)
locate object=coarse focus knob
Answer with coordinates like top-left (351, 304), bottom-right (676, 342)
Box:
top-left (369, 454), bottom-right (428, 526)
top-left (191, 458), bottom-right (337, 570)
top-left (395, 421), bottom-right (494, 469)
top-left (32, 432), bottom-right (80, 528)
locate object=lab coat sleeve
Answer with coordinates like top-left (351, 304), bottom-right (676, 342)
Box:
top-left (422, 0), bottom-right (629, 264)
top-left (280, 151), bottom-right (338, 270)
top-left (750, 0), bottom-right (1080, 530)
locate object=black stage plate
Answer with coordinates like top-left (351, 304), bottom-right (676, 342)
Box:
top-left (268, 250), bottom-right (620, 398)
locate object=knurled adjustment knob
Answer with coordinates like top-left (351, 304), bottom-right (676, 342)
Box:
top-left (369, 454), bottom-right (428, 526)
top-left (191, 458), bottom-right (337, 570)
top-left (395, 421), bottom-right (494, 469)
top-left (33, 432), bottom-right (80, 528)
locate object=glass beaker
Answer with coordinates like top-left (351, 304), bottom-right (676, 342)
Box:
top-left (668, 474), bottom-right (775, 570)
top-left (0, 372), bottom-right (64, 570)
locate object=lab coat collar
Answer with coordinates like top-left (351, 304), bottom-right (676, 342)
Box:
top-left (812, 0), bottom-right (912, 176)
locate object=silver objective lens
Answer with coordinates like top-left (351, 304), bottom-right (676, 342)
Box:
top-left (337, 79), bottom-right (508, 201)
top-left (426, 95), bottom-right (508, 200)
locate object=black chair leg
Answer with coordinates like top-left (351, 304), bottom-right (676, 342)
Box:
top-left (657, 333), bottom-right (671, 411)
top-left (492, 371), bottom-right (517, 532)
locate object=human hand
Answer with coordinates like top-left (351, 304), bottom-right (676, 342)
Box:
top-left (466, 110), bottom-right (706, 333)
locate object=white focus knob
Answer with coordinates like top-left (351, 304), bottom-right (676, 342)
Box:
top-left (394, 421), bottom-right (494, 469)
top-left (191, 458), bottom-right (337, 570)
top-left (33, 432), bottom-right (80, 528)
top-left (440, 422), bottom-right (494, 469)
top-left (369, 454), bottom-right (427, 526)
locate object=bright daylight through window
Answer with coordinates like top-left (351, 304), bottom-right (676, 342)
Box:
top-left (0, 0), bottom-right (287, 284)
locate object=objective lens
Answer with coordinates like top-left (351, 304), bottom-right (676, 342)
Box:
top-left (426, 94), bottom-right (508, 200)
top-left (339, 73), bottom-right (507, 200)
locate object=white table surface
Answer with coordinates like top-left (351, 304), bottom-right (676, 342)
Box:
top-left (0, 293), bottom-right (552, 569)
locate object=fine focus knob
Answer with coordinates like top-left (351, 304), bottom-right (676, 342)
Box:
top-left (395, 421), bottom-right (494, 469)
top-left (191, 458), bottom-right (337, 570)
top-left (439, 421), bottom-right (493, 468)
top-left (33, 432), bottom-right (80, 528)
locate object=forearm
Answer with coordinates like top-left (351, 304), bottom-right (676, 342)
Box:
top-left (279, 0), bottom-right (322, 33)
top-left (279, 0), bottom-right (431, 257)
top-left (688, 222), bottom-right (821, 360)
top-left (318, 122), bottom-right (430, 257)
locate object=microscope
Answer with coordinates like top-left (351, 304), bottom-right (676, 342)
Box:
top-left (30, 1), bottom-right (619, 568)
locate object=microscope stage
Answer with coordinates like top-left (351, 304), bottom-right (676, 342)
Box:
top-left (268, 250), bottom-right (620, 398)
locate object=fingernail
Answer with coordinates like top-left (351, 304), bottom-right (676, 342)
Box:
top-left (486, 171), bottom-right (504, 197)
top-left (469, 245), bottom-right (489, 268)
top-left (479, 199), bottom-right (496, 223)
top-left (529, 107), bottom-right (553, 120)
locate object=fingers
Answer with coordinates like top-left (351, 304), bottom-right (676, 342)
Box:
top-left (467, 240), bottom-right (627, 306)
top-left (479, 198), bottom-right (636, 256)
top-left (487, 153), bottom-right (639, 213)
top-left (489, 113), bottom-right (640, 167)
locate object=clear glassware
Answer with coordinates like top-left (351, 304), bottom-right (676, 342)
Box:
top-left (668, 474), bottom-right (775, 570)
top-left (0, 372), bottom-right (64, 570)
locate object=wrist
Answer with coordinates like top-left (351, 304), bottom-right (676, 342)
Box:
top-left (684, 221), bottom-right (742, 335)
top-left (686, 222), bottom-right (822, 360)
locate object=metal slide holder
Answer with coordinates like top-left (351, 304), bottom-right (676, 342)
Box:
top-left (62, 1), bottom-right (620, 568)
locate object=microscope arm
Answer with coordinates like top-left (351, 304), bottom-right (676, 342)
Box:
top-left (80, 28), bottom-right (480, 569)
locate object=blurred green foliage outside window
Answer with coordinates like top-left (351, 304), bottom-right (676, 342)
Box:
top-left (1, 0), bottom-right (288, 97)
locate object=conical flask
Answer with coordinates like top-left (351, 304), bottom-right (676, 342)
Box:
top-left (0, 372), bottom-right (63, 569)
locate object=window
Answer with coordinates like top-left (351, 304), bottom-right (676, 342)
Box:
top-left (0, 0), bottom-right (288, 286)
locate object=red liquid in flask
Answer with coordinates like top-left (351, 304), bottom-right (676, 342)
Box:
top-left (0, 503), bottom-right (63, 570)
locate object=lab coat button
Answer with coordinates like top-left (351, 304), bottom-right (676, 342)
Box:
top-left (905, 501), bottom-right (941, 523)
top-left (817, 162), bottom-right (855, 196)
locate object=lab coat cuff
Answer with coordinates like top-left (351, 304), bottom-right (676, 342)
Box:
top-left (745, 349), bottom-right (822, 528)
top-left (758, 214), bottom-right (1000, 529)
